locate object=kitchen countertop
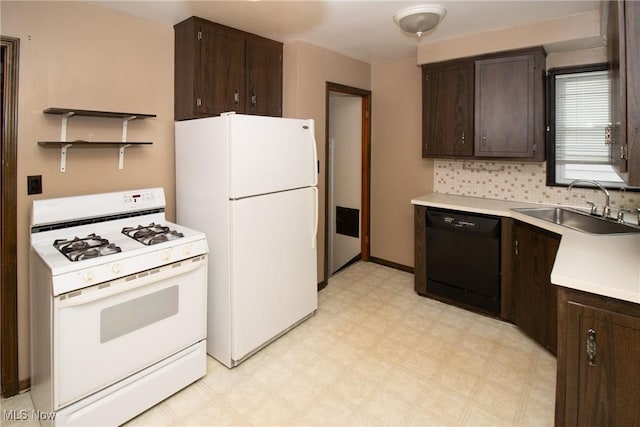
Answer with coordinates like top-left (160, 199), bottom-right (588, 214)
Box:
top-left (411, 193), bottom-right (640, 304)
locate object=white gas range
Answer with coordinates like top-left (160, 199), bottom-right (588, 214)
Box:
top-left (29, 188), bottom-right (208, 426)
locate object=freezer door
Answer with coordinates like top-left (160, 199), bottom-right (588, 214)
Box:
top-left (229, 187), bottom-right (318, 360)
top-left (228, 115), bottom-right (317, 199)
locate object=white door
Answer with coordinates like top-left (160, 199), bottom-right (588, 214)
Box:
top-left (229, 187), bottom-right (318, 360)
top-left (54, 257), bottom-right (207, 409)
top-left (329, 94), bottom-right (362, 274)
top-left (228, 115), bottom-right (317, 199)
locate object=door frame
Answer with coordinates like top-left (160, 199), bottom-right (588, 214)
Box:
top-left (323, 82), bottom-right (371, 287)
top-left (1, 35), bottom-right (20, 397)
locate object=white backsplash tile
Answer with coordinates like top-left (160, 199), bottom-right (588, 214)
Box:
top-left (433, 160), bottom-right (640, 211)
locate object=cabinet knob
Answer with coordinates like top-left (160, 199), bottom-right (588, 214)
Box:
top-left (461, 132), bottom-right (465, 145)
top-left (251, 91), bottom-right (257, 107)
top-left (482, 136), bottom-right (487, 145)
top-left (234, 90), bottom-right (240, 104)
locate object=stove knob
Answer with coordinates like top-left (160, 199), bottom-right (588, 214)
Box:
top-left (183, 245), bottom-right (191, 256)
top-left (83, 270), bottom-right (95, 282)
top-left (111, 264), bottom-right (121, 274)
top-left (161, 250), bottom-right (171, 262)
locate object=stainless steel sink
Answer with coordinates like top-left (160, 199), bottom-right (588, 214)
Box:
top-left (513, 207), bottom-right (640, 235)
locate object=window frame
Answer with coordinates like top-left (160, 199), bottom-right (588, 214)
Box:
top-left (545, 62), bottom-right (634, 191)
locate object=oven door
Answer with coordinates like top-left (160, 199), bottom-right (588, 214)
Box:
top-left (53, 255), bottom-right (207, 409)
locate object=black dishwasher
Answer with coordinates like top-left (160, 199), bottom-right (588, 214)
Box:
top-left (425, 207), bottom-right (501, 315)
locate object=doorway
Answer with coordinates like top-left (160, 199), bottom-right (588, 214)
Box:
top-left (1, 36), bottom-right (19, 398)
top-left (323, 82), bottom-right (371, 285)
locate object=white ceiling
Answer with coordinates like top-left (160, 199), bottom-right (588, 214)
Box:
top-left (92, 0), bottom-right (601, 64)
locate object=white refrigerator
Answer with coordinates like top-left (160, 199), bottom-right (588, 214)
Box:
top-left (175, 113), bottom-right (318, 367)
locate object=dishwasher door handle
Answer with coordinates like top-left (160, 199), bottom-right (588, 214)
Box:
top-left (457, 221), bottom-right (476, 227)
top-left (453, 221), bottom-right (476, 228)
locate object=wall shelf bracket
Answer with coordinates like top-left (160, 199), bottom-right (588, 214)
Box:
top-left (60, 112), bottom-right (75, 142)
top-left (119, 144), bottom-right (132, 170)
top-left (121, 116), bottom-right (136, 143)
top-left (60, 143), bottom-right (72, 172)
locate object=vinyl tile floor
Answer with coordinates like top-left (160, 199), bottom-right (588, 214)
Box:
top-left (2, 261), bottom-right (556, 426)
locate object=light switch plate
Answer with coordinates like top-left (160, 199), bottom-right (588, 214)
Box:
top-left (27, 175), bottom-right (42, 195)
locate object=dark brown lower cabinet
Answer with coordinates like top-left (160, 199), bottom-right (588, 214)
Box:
top-left (512, 220), bottom-right (560, 355)
top-left (414, 205), bottom-right (427, 295)
top-left (556, 287), bottom-right (640, 427)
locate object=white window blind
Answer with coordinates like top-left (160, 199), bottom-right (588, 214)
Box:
top-left (555, 70), bottom-right (609, 164)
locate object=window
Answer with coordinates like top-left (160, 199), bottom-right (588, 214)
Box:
top-left (547, 64), bottom-right (624, 187)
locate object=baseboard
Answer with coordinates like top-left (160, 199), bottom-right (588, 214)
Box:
top-left (368, 256), bottom-right (414, 274)
top-left (19, 378), bottom-right (30, 393)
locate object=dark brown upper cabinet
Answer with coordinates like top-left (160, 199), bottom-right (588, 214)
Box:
top-left (422, 46), bottom-right (546, 161)
top-left (174, 17), bottom-right (283, 121)
top-left (245, 36), bottom-right (283, 117)
top-left (475, 52), bottom-right (544, 159)
top-left (422, 60), bottom-right (474, 157)
top-left (607, 0), bottom-right (640, 186)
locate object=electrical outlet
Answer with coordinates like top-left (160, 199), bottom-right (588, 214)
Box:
top-left (27, 175), bottom-right (42, 195)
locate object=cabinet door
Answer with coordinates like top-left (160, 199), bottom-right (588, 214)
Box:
top-left (607, 0), bottom-right (640, 185)
top-left (626, 1), bottom-right (640, 185)
top-left (607, 0), bottom-right (628, 176)
top-left (563, 301), bottom-right (640, 426)
top-left (475, 54), bottom-right (536, 158)
top-left (196, 21), bottom-right (221, 117)
top-left (422, 61), bottom-right (473, 157)
top-left (512, 221), bottom-right (560, 354)
top-left (174, 17), bottom-right (213, 121)
top-left (209, 25), bottom-right (245, 115)
top-left (245, 36), bottom-right (283, 117)
top-left (414, 205), bottom-right (427, 295)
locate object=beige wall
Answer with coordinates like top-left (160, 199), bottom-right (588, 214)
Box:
top-left (546, 46), bottom-right (607, 69)
top-left (282, 41), bottom-right (371, 281)
top-left (370, 57), bottom-right (433, 267)
top-left (2, 1), bottom-right (174, 382)
top-left (417, 10), bottom-right (602, 64)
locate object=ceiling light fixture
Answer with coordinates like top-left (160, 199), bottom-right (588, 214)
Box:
top-left (393, 4), bottom-right (447, 38)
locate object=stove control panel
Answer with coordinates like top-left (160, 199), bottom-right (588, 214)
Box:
top-left (123, 190), bottom-right (157, 205)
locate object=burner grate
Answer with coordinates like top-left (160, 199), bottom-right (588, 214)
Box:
top-left (53, 234), bottom-right (122, 262)
top-left (122, 223), bottom-right (184, 246)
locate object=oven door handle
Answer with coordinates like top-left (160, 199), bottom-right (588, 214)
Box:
top-left (310, 119), bottom-right (318, 187)
top-left (57, 256), bottom-right (206, 308)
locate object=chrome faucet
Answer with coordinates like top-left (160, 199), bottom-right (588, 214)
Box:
top-left (567, 179), bottom-right (611, 218)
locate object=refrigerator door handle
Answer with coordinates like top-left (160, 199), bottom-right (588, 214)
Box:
top-left (312, 187), bottom-right (318, 249)
top-left (311, 122), bottom-right (318, 187)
